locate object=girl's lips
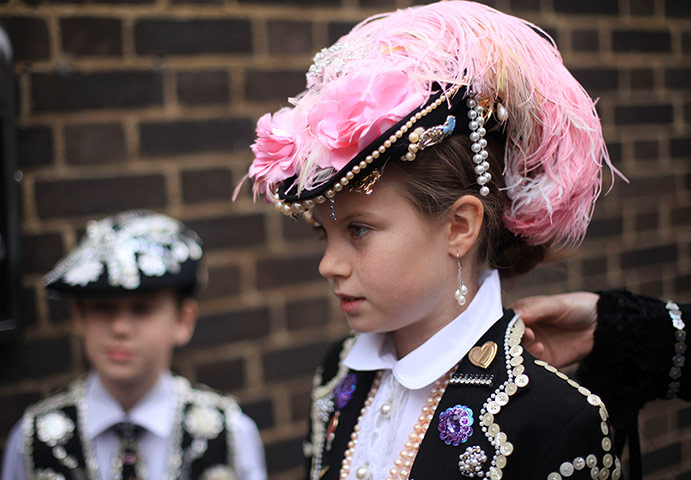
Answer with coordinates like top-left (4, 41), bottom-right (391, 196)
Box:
top-left (339, 296), bottom-right (365, 313)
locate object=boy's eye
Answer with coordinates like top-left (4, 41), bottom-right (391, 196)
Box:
top-left (349, 224), bottom-right (370, 238)
top-left (132, 302), bottom-right (156, 316)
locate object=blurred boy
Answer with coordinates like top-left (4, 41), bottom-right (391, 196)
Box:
top-left (2, 210), bottom-right (266, 480)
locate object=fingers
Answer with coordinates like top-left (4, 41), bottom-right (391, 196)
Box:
top-left (523, 340), bottom-right (545, 359)
top-left (511, 295), bottom-right (550, 324)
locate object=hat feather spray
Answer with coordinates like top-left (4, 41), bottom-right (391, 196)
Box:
top-left (238, 1), bottom-right (623, 249)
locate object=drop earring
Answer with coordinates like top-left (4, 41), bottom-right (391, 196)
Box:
top-left (455, 256), bottom-right (468, 306)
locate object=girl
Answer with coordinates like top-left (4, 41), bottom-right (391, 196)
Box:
top-left (240, 2), bottom-right (623, 479)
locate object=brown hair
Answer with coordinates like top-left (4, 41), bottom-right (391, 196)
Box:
top-left (384, 132), bottom-right (547, 279)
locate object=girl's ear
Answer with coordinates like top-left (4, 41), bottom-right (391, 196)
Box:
top-left (446, 195), bottom-right (484, 258)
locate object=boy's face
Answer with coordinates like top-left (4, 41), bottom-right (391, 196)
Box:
top-left (72, 289), bottom-right (197, 391)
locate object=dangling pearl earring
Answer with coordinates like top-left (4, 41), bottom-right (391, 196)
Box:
top-left (454, 256), bottom-right (468, 306)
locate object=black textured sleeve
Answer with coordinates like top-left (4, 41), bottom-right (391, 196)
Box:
top-left (577, 290), bottom-right (690, 430)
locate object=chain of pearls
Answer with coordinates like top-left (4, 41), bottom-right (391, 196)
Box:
top-left (272, 86), bottom-right (461, 217)
top-left (340, 367), bottom-right (456, 480)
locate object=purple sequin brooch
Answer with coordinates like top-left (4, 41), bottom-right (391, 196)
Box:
top-left (438, 404), bottom-right (474, 446)
top-left (333, 373), bottom-right (357, 409)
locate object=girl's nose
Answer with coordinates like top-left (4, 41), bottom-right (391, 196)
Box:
top-left (318, 243), bottom-right (351, 280)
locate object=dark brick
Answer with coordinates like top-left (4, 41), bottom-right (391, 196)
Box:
top-left (64, 123), bottom-right (126, 165)
top-left (666, 0), bottom-right (691, 17)
top-left (262, 341), bottom-right (330, 381)
top-left (1, 17), bottom-right (50, 61)
top-left (199, 265), bottom-right (241, 299)
top-left (21, 233), bottom-right (64, 274)
top-left (642, 441), bottom-right (681, 474)
top-left (281, 215), bottom-right (320, 241)
top-left (675, 274), bottom-right (691, 295)
top-left (620, 244), bottom-right (677, 268)
top-left (0, 336), bottom-right (71, 382)
top-left (0, 392), bottom-right (41, 436)
top-left (508, 0), bottom-right (540, 11)
top-left (286, 297), bottom-right (330, 331)
top-left (34, 175), bottom-right (166, 219)
top-left (581, 256), bottom-right (608, 276)
top-left (586, 216), bottom-right (623, 238)
top-left (17, 126), bottom-right (53, 168)
top-left (48, 296), bottom-right (71, 325)
top-left (607, 142), bottom-right (622, 167)
top-left (615, 104), bottom-right (673, 125)
top-left (263, 437), bottom-right (304, 473)
top-left (268, 20), bottom-right (313, 55)
top-left (245, 70), bottom-right (306, 102)
top-left (670, 137), bottom-right (691, 158)
top-left (181, 168), bottom-right (233, 203)
top-left (171, 0), bottom-right (222, 4)
top-left (60, 17), bottom-right (122, 57)
top-left (629, 68), bottom-right (654, 89)
top-left (176, 70), bottom-right (229, 105)
top-left (239, 0), bottom-right (339, 4)
top-left (19, 287), bottom-right (38, 328)
top-left (665, 67), bottom-right (691, 89)
top-left (139, 117), bottom-right (252, 156)
top-left (256, 253), bottom-right (322, 289)
top-left (31, 71), bottom-right (163, 112)
top-left (188, 307), bottom-right (270, 347)
top-left (633, 140), bottom-right (658, 161)
top-left (290, 386), bottom-right (311, 421)
top-left (571, 30), bottom-right (599, 51)
top-left (554, 0), bottom-right (618, 14)
top-left (621, 175), bottom-right (676, 198)
top-left (195, 357), bottom-right (246, 392)
top-left (242, 397), bottom-right (275, 430)
top-left (328, 22), bottom-right (357, 45)
top-left (671, 206), bottom-right (691, 226)
top-left (684, 32), bottom-right (691, 54)
top-left (635, 211), bottom-right (659, 231)
top-left (571, 68), bottom-right (618, 92)
top-left (135, 19), bottom-right (252, 55)
top-left (185, 214), bottom-right (265, 250)
top-left (359, 0), bottom-right (394, 6)
top-left (25, 0), bottom-right (154, 4)
top-left (612, 30), bottom-right (671, 52)
top-left (630, 0), bottom-right (655, 15)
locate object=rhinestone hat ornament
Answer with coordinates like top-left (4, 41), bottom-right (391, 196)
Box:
top-left (239, 0), bottom-right (622, 249)
top-left (438, 404), bottom-right (474, 446)
top-left (43, 210), bottom-right (204, 295)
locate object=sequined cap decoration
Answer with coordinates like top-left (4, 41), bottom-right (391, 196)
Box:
top-left (43, 210), bottom-right (204, 296)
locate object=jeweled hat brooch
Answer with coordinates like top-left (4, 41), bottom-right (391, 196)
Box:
top-left (238, 0), bottom-right (619, 248)
top-left (43, 210), bottom-right (205, 296)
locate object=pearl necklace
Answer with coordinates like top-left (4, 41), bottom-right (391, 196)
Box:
top-left (339, 368), bottom-right (454, 480)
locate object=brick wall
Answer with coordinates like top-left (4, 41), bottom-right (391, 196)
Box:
top-left (0, 0), bottom-right (689, 478)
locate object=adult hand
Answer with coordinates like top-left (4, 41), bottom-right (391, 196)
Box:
top-left (511, 292), bottom-right (599, 368)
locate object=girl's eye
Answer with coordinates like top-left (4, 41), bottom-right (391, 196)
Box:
top-left (349, 224), bottom-right (371, 238)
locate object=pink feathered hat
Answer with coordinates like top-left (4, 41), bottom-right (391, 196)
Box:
top-left (239, 0), bottom-right (619, 248)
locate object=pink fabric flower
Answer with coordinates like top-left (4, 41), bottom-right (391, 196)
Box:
top-left (308, 71), bottom-right (425, 170)
top-left (249, 107), bottom-right (307, 197)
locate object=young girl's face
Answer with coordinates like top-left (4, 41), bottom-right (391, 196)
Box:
top-left (313, 176), bottom-right (461, 356)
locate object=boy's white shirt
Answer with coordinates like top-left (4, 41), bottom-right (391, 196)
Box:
top-left (2, 371), bottom-right (267, 480)
top-left (341, 269), bottom-right (504, 480)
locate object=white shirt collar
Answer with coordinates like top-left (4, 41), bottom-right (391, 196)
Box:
top-left (343, 269), bottom-right (503, 390)
top-left (86, 371), bottom-right (176, 439)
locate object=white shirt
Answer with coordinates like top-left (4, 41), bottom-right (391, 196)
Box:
top-left (341, 269), bottom-right (504, 480)
top-left (1, 371), bottom-right (267, 480)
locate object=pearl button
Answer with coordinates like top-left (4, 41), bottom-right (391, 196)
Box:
top-left (380, 403), bottom-right (392, 417)
top-left (355, 465), bottom-right (370, 479)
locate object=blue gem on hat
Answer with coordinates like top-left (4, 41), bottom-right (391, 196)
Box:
top-left (438, 404), bottom-right (474, 446)
top-left (333, 373), bottom-right (357, 410)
